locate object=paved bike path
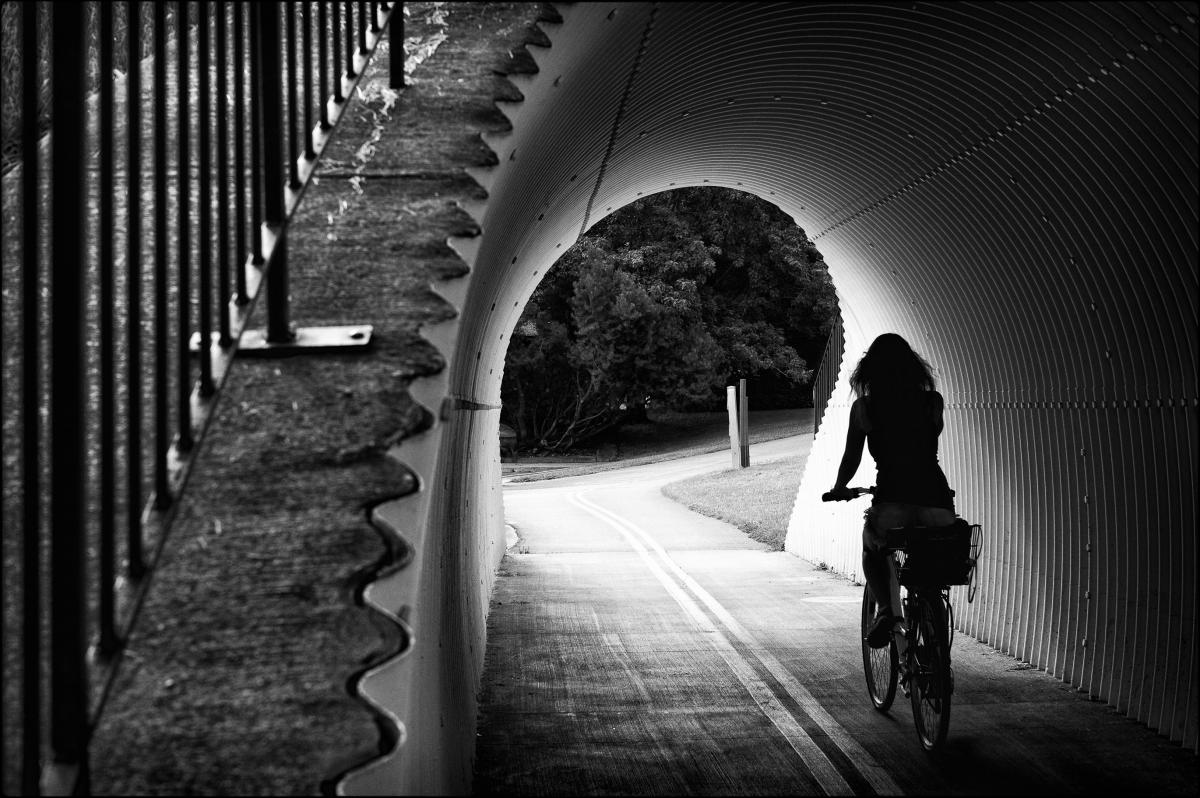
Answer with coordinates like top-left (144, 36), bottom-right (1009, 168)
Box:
top-left (475, 439), bottom-right (1196, 795)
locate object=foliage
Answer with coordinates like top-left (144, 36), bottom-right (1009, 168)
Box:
top-left (502, 187), bottom-right (837, 453)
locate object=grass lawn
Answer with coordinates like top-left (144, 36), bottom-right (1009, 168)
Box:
top-left (661, 454), bottom-right (805, 551)
top-left (503, 407), bottom-right (813, 483)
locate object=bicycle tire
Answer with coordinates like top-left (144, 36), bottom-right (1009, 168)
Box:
top-left (861, 585), bottom-right (898, 711)
top-left (909, 591), bottom-right (952, 751)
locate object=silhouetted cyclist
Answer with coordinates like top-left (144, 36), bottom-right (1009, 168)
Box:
top-left (826, 333), bottom-right (956, 648)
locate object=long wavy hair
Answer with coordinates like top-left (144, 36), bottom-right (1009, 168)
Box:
top-left (849, 333), bottom-right (935, 398)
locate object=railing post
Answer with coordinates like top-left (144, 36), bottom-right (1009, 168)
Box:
top-left (21, 4), bottom-right (42, 794)
top-left (332, 2), bottom-right (344, 102)
top-left (811, 308), bottom-right (843, 435)
top-left (389, 1), bottom-right (404, 89)
top-left (49, 0), bottom-right (90, 786)
top-left (98, 0), bottom-right (120, 658)
top-left (126, 0), bottom-right (147, 580)
top-left (216, 1), bottom-right (233, 345)
top-left (199, 0), bottom-right (216, 396)
top-left (358, 0), bottom-right (367, 55)
top-left (153, 1), bottom-right (171, 508)
top-left (319, 1), bottom-right (331, 127)
top-left (345, 1), bottom-right (356, 78)
top-left (250, 4), bottom-right (265, 268)
top-left (234, 3), bottom-right (251, 297)
top-left (177, 1), bottom-right (194, 450)
top-left (303, 1), bottom-right (315, 158)
top-left (232, 0), bottom-right (374, 356)
top-left (286, 1), bottom-right (300, 189)
top-left (256, 1), bottom-right (294, 343)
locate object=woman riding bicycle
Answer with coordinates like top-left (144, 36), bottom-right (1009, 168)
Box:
top-left (826, 333), bottom-right (956, 649)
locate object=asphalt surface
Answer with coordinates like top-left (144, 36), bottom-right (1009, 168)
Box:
top-left (474, 437), bottom-right (1197, 795)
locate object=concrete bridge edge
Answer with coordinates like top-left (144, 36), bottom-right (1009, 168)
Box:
top-left (335, 7), bottom-right (559, 795)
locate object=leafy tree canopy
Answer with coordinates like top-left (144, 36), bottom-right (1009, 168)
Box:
top-left (502, 187), bottom-right (837, 452)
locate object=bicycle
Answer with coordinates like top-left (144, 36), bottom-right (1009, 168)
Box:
top-left (822, 486), bottom-right (982, 752)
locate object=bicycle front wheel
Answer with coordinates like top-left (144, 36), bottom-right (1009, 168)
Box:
top-left (861, 585), bottom-right (898, 711)
top-left (909, 593), bottom-right (952, 751)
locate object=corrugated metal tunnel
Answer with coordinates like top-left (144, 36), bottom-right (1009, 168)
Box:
top-left (343, 2), bottom-right (1197, 792)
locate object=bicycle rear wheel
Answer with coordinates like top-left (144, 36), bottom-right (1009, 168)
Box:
top-left (909, 592), bottom-right (952, 751)
top-left (861, 585), bottom-right (898, 711)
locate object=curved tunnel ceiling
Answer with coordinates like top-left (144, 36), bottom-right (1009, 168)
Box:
top-left (457, 0), bottom-right (1196, 416)
top-left (429, 0), bottom-right (1196, 757)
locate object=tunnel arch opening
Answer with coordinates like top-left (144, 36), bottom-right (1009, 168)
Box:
top-left (496, 184), bottom-right (841, 459)
top-left (346, 4), bottom-right (1197, 791)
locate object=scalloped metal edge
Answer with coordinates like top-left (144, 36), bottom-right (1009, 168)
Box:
top-left (333, 4), bottom-right (569, 793)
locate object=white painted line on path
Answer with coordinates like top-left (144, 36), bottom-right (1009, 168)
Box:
top-left (571, 490), bottom-right (856, 796)
top-left (573, 488), bottom-right (903, 797)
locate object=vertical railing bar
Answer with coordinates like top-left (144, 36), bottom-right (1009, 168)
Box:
top-left (370, 1), bottom-right (380, 32)
top-left (1, 32), bottom-right (5, 791)
top-left (259, 4), bottom-right (286, 226)
top-left (177, 1), bottom-right (194, 451)
top-left (0, 28), bottom-right (4, 792)
top-left (154, 1), bottom-right (170, 509)
top-left (319, 1), bottom-right (330, 128)
top-left (332, 1), bottom-right (344, 102)
top-left (345, 2), bottom-right (356, 78)
top-left (389, 0), bottom-right (404, 90)
top-left (198, 0), bottom-right (215, 395)
top-left (233, 3), bottom-right (250, 298)
top-left (49, 0), bottom-right (89, 779)
top-left (250, 3), bottom-right (264, 267)
top-left (98, 0), bottom-right (120, 658)
top-left (257, 1), bottom-right (293, 344)
top-left (126, 0), bottom-right (146, 579)
top-left (286, 1), bottom-right (300, 189)
top-left (21, 3), bottom-right (42, 793)
top-left (303, 1), bottom-right (315, 158)
top-left (216, 2), bottom-right (232, 344)
top-left (358, 0), bottom-right (367, 56)
top-left (811, 308), bottom-right (842, 435)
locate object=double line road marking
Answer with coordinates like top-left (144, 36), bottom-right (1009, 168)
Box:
top-left (570, 488), bottom-right (901, 797)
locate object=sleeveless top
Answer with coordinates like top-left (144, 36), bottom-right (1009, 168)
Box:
top-left (852, 390), bottom-right (954, 509)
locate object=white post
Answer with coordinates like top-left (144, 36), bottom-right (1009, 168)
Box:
top-left (738, 378), bottom-right (749, 468)
top-left (726, 385), bottom-right (739, 468)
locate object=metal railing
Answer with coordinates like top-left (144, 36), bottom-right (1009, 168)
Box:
top-left (0, 2), bottom-right (403, 793)
top-left (811, 307), bottom-right (843, 435)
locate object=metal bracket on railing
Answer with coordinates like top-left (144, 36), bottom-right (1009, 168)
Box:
top-left (191, 324), bottom-right (374, 358)
top-left (219, 1), bottom-right (391, 360)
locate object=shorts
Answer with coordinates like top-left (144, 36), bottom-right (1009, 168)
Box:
top-left (863, 502), bottom-right (956, 553)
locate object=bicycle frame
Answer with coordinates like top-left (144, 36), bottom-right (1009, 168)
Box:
top-left (894, 571), bottom-right (954, 751)
top-left (826, 486), bottom-right (978, 753)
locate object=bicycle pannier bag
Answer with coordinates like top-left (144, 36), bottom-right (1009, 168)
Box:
top-left (898, 519), bottom-right (975, 586)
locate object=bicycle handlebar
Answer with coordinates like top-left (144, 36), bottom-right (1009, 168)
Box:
top-left (821, 486), bottom-right (875, 502)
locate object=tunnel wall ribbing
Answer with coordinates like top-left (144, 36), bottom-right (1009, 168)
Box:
top-left (466, 0), bottom-right (1197, 752)
top-left (350, 3), bottom-right (1198, 788)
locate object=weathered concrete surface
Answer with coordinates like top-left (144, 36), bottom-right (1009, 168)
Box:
top-left (477, 441), bottom-right (1199, 796)
top-left (85, 3), bottom-right (552, 794)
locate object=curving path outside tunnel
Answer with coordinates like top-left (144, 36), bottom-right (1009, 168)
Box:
top-left (475, 440), bottom-right (1197, 796)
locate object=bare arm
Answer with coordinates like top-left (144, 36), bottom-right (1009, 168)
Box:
top-left (833, 399), bottom-right (867, 490)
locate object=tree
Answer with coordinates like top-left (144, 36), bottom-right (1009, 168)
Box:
top-left (502, 187), bottom-right (837, 452)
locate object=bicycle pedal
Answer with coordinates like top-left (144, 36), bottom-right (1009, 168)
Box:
top-left (899, 666), bottom-right (912, 697)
